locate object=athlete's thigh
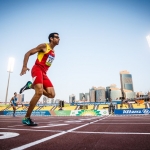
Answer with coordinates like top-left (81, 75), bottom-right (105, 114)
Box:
top-left (31, 66), bottom-right (43, 85)
top-left (43, 74), bottom-right (55, 95)
top-left (13, 105), bottom-right (16, 109)
top-left (43, 73), bottom-right (53, 88)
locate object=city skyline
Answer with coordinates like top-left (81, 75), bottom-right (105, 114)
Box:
top-left (72, 70), bottom-right (148, 102)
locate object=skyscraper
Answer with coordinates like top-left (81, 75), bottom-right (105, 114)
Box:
top-left (106, 84), bottom-right (122, 100)
top-left (17, 94), bottom-right (24, 103)
top-left (120, 70), bottom-right (134, 91)
top-left (69, 94), bottom-right (75, 103)
top-left (120, 70), bottom-right (135, 99)
top-left (95, 87), bottom-right (106, 102)
top-left (89, 87), bottom-right (96, 102)
top-left (85, 93), bottom-right (90, 101)
top-left (79, 93), bottom-right (85, 101)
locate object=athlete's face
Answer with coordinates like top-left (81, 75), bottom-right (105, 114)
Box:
top-left (51, 34), bottom-right (60, 45)
top-left (14, 93), bottom-right (17, 96)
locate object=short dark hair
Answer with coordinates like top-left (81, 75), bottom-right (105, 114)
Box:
top-left (48, 32), bottom-right (59, 42)
top-left (14, 92), bottom-right (17, 95)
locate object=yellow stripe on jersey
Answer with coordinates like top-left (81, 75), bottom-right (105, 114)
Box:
top-left (37, 43), bottom-right (51, 62)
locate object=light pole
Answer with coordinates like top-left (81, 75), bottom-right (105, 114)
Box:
top-left (5, 57), bottom-right (15, 105)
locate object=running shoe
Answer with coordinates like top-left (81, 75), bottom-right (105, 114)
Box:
top-left (19, 81), bottom-right (32, 94)
top-left (22, 117), bottom-right (38, 126)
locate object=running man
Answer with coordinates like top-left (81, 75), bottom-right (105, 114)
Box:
top-left (10, 92), bottom-right (18, 117)
top-left (20, 32), bottom-right (60, 126)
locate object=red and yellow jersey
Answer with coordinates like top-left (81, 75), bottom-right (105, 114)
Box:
top-left (35, 43), bottom-right (55, 73)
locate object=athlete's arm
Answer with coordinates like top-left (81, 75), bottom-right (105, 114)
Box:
top-left (20, 44), bottom-right (47, 76)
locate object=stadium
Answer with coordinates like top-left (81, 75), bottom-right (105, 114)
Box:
top-left (1, 0), bottom-right (150, 149)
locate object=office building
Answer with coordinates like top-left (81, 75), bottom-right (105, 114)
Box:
top-left (69, 94), bottom-right (75, 103)
top-left (17, 94), bottom-right (24, 103)
top-left (85, 93), bottom-right (90, 101)
top-left (120, 70), bottom-right (134, 91)
top-left (123, 89), bottom-right (136, 99)
top-left (89, 87), bottom-right (96, 102)
top-left (95, 87), bottom-right (106, 102)
top-left (106, 84), bottom-right (122, 100)
top-left (79, 93), bottom-right (85, 101)
top-left (120, 70), bottom-right (135, 99)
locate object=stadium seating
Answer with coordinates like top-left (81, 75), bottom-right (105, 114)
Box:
top-left (98, 105), bottom-right (109, 110)
top-left (0, 106), bottom-right (6, 111)
top-left (87, 105), bottom-right (94, 110)
top-left (63, 106), bottom-right (76, 110)
top-left (40, 106), bottom-right (53, 111)
top-left (117, 104), bottom-right (128, 109)
top-left (132, 103), bottom-right (145, 109)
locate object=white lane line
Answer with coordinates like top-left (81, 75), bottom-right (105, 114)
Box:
top-left (0, 128), bottom-right (62, 132)
top-left (93, 123), bottom-right (150, 124)
top-left (65, 121), bottom-right (82, 123)
top-left (33, 124), bottom-right (69, 129)
top-left (11, 116), bottom-right (109, 150)
top-left (8, 125), bottom-right (24, 127)
top-left (0, 121), bottom-right (21, 122)
top-left (70, 131), bottom-right (150, 135)
top-left (79, 117), bottom-right (102, 121)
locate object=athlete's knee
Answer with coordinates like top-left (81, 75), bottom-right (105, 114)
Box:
top-left (47, 91), bottom-right (55, 98)
top-left (35, 89), bottom-right (43, 97)
top-left (51, 93), bottom-right (55, 98)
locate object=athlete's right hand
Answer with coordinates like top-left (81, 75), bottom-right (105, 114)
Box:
top-left (20, 66), bottom-right (30, 76)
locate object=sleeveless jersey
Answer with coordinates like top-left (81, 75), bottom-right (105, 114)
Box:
top-left (12, 97), bottom-right (17, 105)
top-left (35, 43), bottom-right (55, 73)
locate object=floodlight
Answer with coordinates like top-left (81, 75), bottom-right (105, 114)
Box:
top-left (7, 57), bottom-right (15, 72)
top-left (146, 35), bottom-right (150, 48)
top-left (5, 57), bottom-right (15, 104)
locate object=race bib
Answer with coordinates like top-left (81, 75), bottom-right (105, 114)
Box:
top-left (46, 55), bottom-right (54, 66)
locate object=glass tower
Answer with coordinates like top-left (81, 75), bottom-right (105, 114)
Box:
top-left (120, 71), bottom-right (134, 91)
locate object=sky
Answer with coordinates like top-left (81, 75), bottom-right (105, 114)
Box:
top-left (0, 0), bottom-right (150, 103)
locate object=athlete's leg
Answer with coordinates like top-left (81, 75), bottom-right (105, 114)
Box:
top-left (22, 66), bottom-right (43, 126)
top-left (42, 87), bottom-right (55, 98)
top-left (25, 84), bottom-right (43, 118)
top-left (13, 105), bottom-right (16, 117)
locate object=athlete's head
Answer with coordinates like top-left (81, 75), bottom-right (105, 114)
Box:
top-left (48, 32), bottom-right (60, 45)
top-left (14, 92), bottom-right (17, 96)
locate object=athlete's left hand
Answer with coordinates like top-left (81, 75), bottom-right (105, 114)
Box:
top-left (20, 66), bottom-right (30, 76)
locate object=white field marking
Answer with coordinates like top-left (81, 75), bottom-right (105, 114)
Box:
top-left (8, 125), bottom-right (24, 127)
top-left (70, 131), bottom-right (150, 135)
top-left (0, 128), bottom-right (63, 132)
top-left (32, 124), bottom-right (69, 128)
top-left (34, 120), bottom-right (67, 123)
top-left (79, 119), bottom-right (95, 120)
top-left (111, 116), bottom-right (150, 118)
top-left (0, 120), bottom-right (18, 122)
top-left (65, 120), bottom-right (82, 123)
top-left (0, 132), bottom-right (19, 139)
top-left (99, 120), bottom-right (150, 121)
top-left (0, 116), bottom-right (13, 118)
top-left (92, 123), bottom-right (150, 124)
top-left (11, 116), bottom-right (109, 150)
top-left (79, 117), bottom-right (102, 121)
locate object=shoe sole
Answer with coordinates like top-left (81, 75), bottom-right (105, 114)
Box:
top-left (22, 122), bottom-right (38, 126)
